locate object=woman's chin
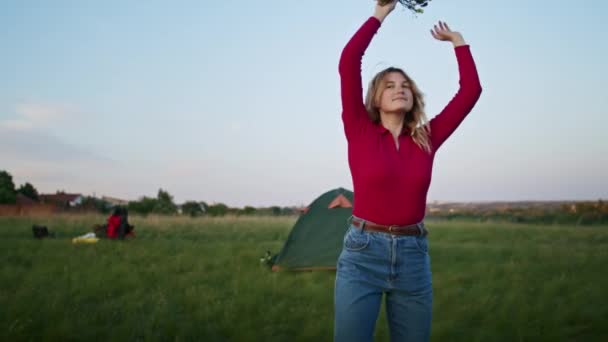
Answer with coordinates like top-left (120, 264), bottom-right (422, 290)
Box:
top-left (383, 106), bottom-right (410, 114)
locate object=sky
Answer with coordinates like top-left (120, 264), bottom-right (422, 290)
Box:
top-left (1, 0), bottom-right (607, 207)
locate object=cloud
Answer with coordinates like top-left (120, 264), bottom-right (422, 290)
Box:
top-left (0, 127), bottom-right (111, 163)
top-left (0, 102), bottom-right (75, 131)
top-left (1, 127), bottom-right (125, 198)
top-left (0, 101), bottom-right (112, 163)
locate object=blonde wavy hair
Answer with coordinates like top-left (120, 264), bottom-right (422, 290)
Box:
top-left (364, 67), bottom-right (432, 153)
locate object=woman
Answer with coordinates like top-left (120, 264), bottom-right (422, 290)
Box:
top-left (334, 1), bottom-right (482, 341)
top-left (106, 206), bottom-right (135, 240)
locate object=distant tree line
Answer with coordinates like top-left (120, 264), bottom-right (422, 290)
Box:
top-left (0, 170), bottom-right (298, 217)
top-left (177, 202), bottom-right (295, 217)
top-left (125, 189), bottom-right (295, 217)
top-left (3, 169), bottom-right (605, 224)
top-left (0, 170), bottom-right (39, 204)
top-left (427, 200), bottom-right (608, 226)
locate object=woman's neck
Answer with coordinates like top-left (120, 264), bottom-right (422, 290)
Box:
top-left (380, 111), bottom-right (405, 137)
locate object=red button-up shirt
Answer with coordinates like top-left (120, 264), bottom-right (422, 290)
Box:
top-left (339, 17), bottom-right (482, 226)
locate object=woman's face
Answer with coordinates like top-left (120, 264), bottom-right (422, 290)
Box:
top-left (377, 72), bottom-right (414, 114)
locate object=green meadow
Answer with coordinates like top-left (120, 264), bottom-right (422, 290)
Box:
top-left (1, 215), bottom-right (607, 341)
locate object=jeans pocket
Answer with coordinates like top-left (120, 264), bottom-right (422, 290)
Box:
top-left (413, 236), bottom-right (429, 254)
top-left (343, 227), bottom-right (370, 251)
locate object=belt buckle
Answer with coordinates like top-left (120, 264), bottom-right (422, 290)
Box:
top-left (388, 225), bottom-right (397, 234)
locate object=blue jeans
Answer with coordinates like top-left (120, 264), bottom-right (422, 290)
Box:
top-left (334, 219), bottom-right (432, 342)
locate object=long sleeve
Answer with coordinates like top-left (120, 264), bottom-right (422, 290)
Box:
top-left (429, 45), bottom-right (482, 151)
top-left (339, 17), bottom-right (381, 140)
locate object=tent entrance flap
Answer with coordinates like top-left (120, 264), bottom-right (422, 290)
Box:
top-left (328, 194), bottom-right (352, 209)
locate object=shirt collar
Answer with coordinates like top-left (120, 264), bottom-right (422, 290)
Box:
top-left (374, 123), bottom-right (411, 136)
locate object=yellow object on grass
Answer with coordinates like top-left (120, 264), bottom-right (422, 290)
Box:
top-left (72, 232), bottom-right (99, 244)
top-left (72, 237), bottom-right (99, 244)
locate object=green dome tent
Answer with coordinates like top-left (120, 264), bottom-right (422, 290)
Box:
top-left (272, 188), bottom-right (354, 271)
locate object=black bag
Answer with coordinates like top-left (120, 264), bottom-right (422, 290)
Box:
top-left (32, 225), bottom-right (54, 239)
top-left (113, 206), bottom-right (134, 240)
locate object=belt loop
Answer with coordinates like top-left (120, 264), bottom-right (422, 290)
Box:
top-left (416, 222), bottom-right (424, 236)
top-left (353, 216), bottom-right (365, 232)
top-left (349, 215), bottom-right (363, 232)
top-left (416, 222), bottom-right (426, 236)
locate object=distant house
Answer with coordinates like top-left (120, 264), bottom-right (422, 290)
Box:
top-left (16, 193), bottom-right (38, 205)
top-left (39, 192), bottom-right (84, 208)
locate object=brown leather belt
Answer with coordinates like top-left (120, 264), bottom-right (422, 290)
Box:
top-left (351, 218), bottom-right (427, 236)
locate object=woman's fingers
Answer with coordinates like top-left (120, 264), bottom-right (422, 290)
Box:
top-left (436, 21), bottom-right (450, 33)
top-left (431, 21), bottom-right (463, 44)
top-left (430, 28), bottom-right (440, 40)
top-left (431, 21), bottom-right (456, 40)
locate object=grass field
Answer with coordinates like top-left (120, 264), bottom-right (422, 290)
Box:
top-left (1, 214), bottom-right (607, 341)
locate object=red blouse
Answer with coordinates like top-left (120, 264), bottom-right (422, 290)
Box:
top-left (339, 17), bottom-right (482, 226)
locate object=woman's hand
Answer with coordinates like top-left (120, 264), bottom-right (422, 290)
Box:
top-left (430, 21), bottom-right (466, 47)
top-left (374, 0), bottom-right (397, 23)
